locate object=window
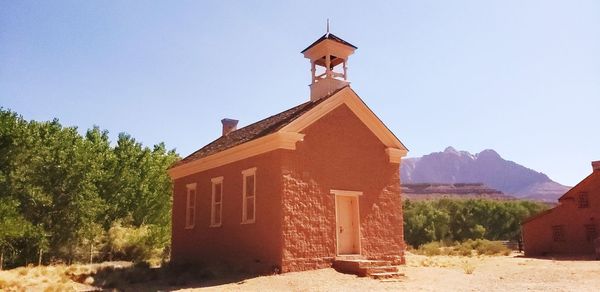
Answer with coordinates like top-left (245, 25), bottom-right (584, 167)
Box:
top-left (578, 192), bottom-right (589, 208)
top-left (185, 183), bottom-right (197, 229)
top-left (552, 225), bottom-right (565, 242)
top-left (211, 177), bottom-right (224, 227)
top-left (585, 224), bottom-right (597, 242)
top-left (242, 167), bottom-right (257, 224)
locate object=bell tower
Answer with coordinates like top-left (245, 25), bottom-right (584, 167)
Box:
top-left (301, 27), bottom-right (357, 101)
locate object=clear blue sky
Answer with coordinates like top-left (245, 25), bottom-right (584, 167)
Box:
top-left (1, 1), bottom-right (599, 186)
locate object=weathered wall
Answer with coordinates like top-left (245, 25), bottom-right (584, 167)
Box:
top-left (523, 171), bottom-right (600, 256)
top-left (171, 150), bottom-right (284, 273)
top-left (280, 104), bottom-right (405, 272)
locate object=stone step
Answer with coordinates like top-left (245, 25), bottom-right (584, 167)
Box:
top-left (379, 278), bottom-right (405, 283)
top-left (359, 266), bottom-right (398, 277)
top-left (370, 271), bottom-right (406, 280)
top-left (333, 259), bottom-right (393, 276)
top-left (335, 259), bottom-right (391, 268)
top-left (334, 255), bottom-right (366, 261)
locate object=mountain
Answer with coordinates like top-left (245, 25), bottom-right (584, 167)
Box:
top-left (400, 147), bottom-right (570, 202)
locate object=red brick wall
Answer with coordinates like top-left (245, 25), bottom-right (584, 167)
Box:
top-left (171, 150), bottom-right (285, 273)
top-left (280, 104), bottom-right (405, 272)
top-left (523, 171), bottom-right (600, 256)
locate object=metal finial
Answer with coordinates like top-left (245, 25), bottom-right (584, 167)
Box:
top-left (326, 19), bottom-right (330, 34)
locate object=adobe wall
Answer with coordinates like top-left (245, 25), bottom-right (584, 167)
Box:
top-left (171, 150), bottom-right (284, 274)
top-left (280, 104), bottom-right (405, 272)
top-left (523, 172), bottom-right (600, 256)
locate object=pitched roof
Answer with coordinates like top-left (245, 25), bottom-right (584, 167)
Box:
top-left (558, 171), bottom-right (598, 201)
top-left (521, 208), bottom-right (554, 224)
top-left (171, 87), bottom-right (347, 168)
top-left (301, 33), bottom-right (358, 53)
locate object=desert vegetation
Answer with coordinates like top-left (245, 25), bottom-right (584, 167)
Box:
top-left (0, 260), bottom-right (245, 291)
top-left (0, 108), bottom-right (179, 269)
top-left (403, 198), bottom-right (548, 248)
top-left (411, 239), bottom-right (511, 257)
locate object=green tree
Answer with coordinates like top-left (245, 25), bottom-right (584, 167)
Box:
top-left (0, 108), bottom-right (179, 266)
top-left (404, 198), bottom-right (548, 247)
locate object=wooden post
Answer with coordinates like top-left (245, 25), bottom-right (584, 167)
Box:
top-left (343, 59), bottom-right (348, 80)
top-left (1, 250), bottom-right (4, 270)
top-left (311, 61), bottom-right (316, 84)
top-left (89, 243), bottom-right (93, 264)
top-left (38, 249), bottom-right (43, 266)
top-left (325, 55), bottom-right (332, 78)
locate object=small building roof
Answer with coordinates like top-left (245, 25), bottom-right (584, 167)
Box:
top-left (557, 171), bottom-right (598, 201)
top-left (171, 87), bottom-right (346, 168)
top-left (301, 33), bottom-right (358, 53)
top-left (521, 208), bottom-right (554, 225)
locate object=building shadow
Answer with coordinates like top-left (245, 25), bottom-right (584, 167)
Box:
top-left (79, 262), bottom-right (267, 291)
top-left (516, 254), bottom-right (598, 261)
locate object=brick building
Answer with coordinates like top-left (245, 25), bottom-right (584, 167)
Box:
top-left (522, 161), bottom-right (600, 256)
top-left (168, 32), bottom-right (409, 273)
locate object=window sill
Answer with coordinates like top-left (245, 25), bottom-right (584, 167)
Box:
top-left (241, 220), bottom-right (255, 225)
top-left (184, 226), bottom-right (195, 230)
top-left (210, 224), bottom-right (222, 228)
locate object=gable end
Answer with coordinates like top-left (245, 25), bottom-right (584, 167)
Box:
top-left (168, 87), bottom-right (408, 180)
top-left (282, 86), bottom-right (408, 153)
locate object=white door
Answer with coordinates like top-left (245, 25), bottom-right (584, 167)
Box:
top-left (336, 195), bottom-right (360, 255)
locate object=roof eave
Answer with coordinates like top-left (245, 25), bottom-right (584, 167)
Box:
top-left (168, 132), bottom-right (305, 180)
top-left (301, 33), bottom-right (358, 53)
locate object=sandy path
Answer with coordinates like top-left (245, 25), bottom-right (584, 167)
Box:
top-left (2, 254), bottom-right (598, 291)
top-left (182, 253), bottom-right (600, 292)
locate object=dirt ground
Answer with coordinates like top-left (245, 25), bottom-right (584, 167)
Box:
top-left (182, 252), bottom-right (600, 292)
top-left (1, 253), bottom-right (599, 291)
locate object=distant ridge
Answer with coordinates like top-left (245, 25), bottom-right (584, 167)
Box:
top-left (401, 183), bottom-right (514, 201)
top-left (400, 147), bottom-right (570, 202)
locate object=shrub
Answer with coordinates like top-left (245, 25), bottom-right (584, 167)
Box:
top-left (0, 278), bottom-right (17, 289)
top-left (105, 221), bottom-right (163, 263)
top-left (43, 283), bottom-right (75, 292)
top-left (418, 242), bottom-right (442, 256)
top-left (473, 240), bottom-right (510, 256)
top-left (455, 243), bottom-right (474, 256)
top-left (462, 260), bottom-right (475, 274)
top-left (415, 239), bottom-right (510, 257)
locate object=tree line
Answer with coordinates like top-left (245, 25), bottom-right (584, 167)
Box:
top-left (403, 198), bottom-right (548, 247)
top-left (0, 108), bottom-right (179, 269)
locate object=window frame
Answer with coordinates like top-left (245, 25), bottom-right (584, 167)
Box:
top-left (210, 177), bottom-right (224, 227)
top-left (552, 225), bottom-right (565, 242)
top-left (585, 224), bottom-right (597, 242)
top-left (185, 183), bottom-right (197, 229)
top-left (241, 167), bottom-right (257, 224)
top-left (578, 192), bottom-right (589, 208)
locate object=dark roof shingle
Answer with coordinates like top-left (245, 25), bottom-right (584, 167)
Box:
top-left (301, 33), bottom-right (357, 53)
top-left (171, 87), bottom-right (347, 168)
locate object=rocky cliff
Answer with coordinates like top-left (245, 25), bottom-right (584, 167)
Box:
top-left (400, 147), bottom-right (570, 201)
top-left (401, 183), bottom-right (513, 200)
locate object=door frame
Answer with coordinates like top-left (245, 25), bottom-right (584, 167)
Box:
top-left (331, 189), bottom-right (362, 255)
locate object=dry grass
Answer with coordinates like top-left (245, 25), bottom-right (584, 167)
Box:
top-left (0, 261), bottom-right (221, 291)
top-left (461, 260), bottom-right (476, 274)
top-left (0, 265), bottom-right (74, 291)
top-left (0, 262), bottom-right (132, 291)
top-left (414, 240), bottom-right (511, 257)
